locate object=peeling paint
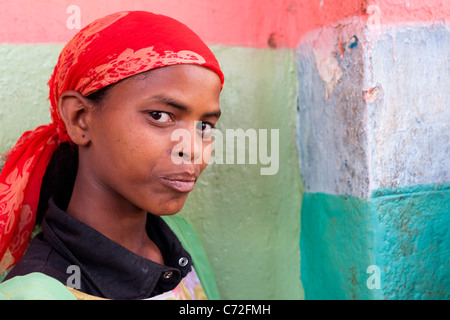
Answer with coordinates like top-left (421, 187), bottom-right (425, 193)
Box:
top-left (297, 17), bottom-right (369, 198)
top-left (312, 26), bottom-right (343, 100)
top-left (314, 52), bottom-right (343, 100)
top-left (348, 35), bottom-right (358, 48)
top-left (310, 18), bottom-right (367, 101)
top-left (363, 83), bottom-right (385, 103)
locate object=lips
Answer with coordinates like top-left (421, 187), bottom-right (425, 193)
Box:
top-left (160, 173), bottom-right (197, 193)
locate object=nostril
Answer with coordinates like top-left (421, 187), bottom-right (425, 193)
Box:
top-left (178, 151), bottom-right (184, 157)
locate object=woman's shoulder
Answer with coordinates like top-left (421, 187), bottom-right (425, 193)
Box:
top-left (2, 233), bottom-right (68, 284)
top-left (0, 234), bottom-right (80, 300)
top-left (0, 272), bottom-right (76, 300)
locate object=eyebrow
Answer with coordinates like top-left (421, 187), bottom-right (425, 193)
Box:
top-left (149, 94), bottom-right (221, 118)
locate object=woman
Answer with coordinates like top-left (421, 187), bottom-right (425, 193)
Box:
top-left (0, 10), bottom-right (224, 300)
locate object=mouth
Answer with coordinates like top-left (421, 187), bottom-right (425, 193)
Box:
top-left (160, 173), bottom-right (197, 193)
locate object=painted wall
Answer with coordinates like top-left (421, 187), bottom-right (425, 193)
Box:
top-left (1, 0), bottom-right (449, 300)
top-left (298, 0), bottom-right (449, 299)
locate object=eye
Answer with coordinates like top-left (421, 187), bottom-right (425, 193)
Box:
top-left (198, 122), bottom-right (215, 139)
top-left (149, 111), bottom-right (172, 123)
top-left (202, 122), bottom-right (213, 131)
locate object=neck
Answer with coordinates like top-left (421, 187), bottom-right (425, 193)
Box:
top-left (66, 167), bottom-right (164, 264)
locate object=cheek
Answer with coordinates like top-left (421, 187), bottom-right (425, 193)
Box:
top-left (126, 133), bottom-right (172, 169)
top-left (120, 116), bottom-right (166, 154)
top-left (97, 123), bottom-right (167, 173)
top-left (201, 141), bottom-right (214, 166)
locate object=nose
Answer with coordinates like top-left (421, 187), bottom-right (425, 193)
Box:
top-left (171, 122), bottom-right (203, 164)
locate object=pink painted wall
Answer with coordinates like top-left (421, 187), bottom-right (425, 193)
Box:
top-left (369, 0), bottom-right (450, 24)
top-left (2, 0), bottom-right (448, 47)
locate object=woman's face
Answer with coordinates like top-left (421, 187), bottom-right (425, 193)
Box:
top-left (82, 64), bottom-right (222, 215)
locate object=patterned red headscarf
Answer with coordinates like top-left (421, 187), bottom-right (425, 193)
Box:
top-left (0, 11), bottom-right (224, 274)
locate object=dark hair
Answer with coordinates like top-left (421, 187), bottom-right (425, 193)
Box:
top-left (84, 84), bottom-right (113, 105)
top-left (0, 155), bottom-right (5, 173)
top-left (36, 142), bottom-right (78, 224)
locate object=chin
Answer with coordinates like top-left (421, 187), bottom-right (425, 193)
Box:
top-left (146, 197), bottom-right (188, 216)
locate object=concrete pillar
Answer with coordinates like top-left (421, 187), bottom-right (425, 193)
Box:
top-left (297, 1), bottom-right (449, 299)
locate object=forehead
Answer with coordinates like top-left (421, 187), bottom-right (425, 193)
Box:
top-left (117, 65), bottom-right (221, 104)
top-left (133, 64), bottom-right (221, 91)
top-left (91, 64), bottom-right (222, 120)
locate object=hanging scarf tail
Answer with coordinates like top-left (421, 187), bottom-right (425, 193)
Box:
top-left (0, 124), bottom-right (61, 274)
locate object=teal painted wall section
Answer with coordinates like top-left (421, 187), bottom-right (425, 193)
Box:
top-left (0, 44), bottom-right (304, 299)
top-left (371, 184), bottom-right (450, 299)
top-left (300, 192), bottom-right (372, 299)
top-left (301, 184), bottom-right (449, 299)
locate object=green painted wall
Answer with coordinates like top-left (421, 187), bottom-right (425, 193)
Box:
top-left (0, 44), bottom-right (304, 299)
top-left (0, 44), bottom-right (60, 152)
top-left (181, 46), bottom-right (303, 299)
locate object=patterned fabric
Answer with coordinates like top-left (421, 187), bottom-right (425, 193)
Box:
top-left (147, 268), bottom-right (207, 300)
top-left (0, 11), bottom-right (224, 275)
top-left (67, 268), bottom-right (207, 300)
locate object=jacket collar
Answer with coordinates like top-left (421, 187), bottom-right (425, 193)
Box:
top-left (42, 198), bottom-right (192, 299)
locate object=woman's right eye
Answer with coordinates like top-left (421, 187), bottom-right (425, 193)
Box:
top-left (149, 111), bottom-right (172, 123)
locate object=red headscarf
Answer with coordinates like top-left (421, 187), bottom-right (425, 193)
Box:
top-left (0, 11), bottom-right (224, 274)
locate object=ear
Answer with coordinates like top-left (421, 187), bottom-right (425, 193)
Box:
top-left (57, 90), bottom-right (93, 146)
